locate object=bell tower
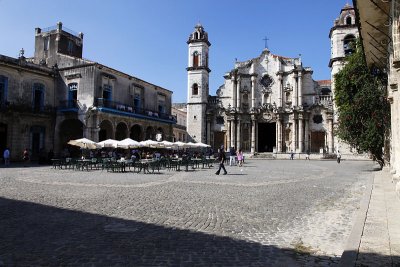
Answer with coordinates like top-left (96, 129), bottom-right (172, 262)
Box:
top-left (329, 4), bottom-right (359, 152)
top-left (186, 23), bottom-right (211, 143)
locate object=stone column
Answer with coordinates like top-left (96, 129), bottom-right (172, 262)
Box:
top-left (231, 119), bottom-right (236, 148)
top-left (232, 76), bottom-right (237, 109)
top-left (227, 119), bottom-right (231, 149)
top-left (298, 114), bottom-right (304, 152)
top-left (294, 72), bottom-right (298, 106)
top-left (304, 116), bottom-right (309, 152)
top-left (207, 117), bottom-right (211, 145)
top-left (298, 72), bottom-right (303, 107)
top-left (237, 77), bottom-right (241, 111)
top-left (292, 117), bottom-right (297, 151)
top-left (277, 118), bottom-right (282, 152)
top-left (251, 75), bottom-right (256, 109)
top-left (327, 115), bottom-right (334, 153)
top-left (278, 74), bottom-right (283, 107)
top-left (236, 119), bottom-right (241, 150)
top-left (251, 116), bottom-right (256, 154)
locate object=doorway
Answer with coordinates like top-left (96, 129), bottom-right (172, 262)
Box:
top-left (0, 123), bottom-right (7, 156)
top-left (258, 123), bottom-right (276, 152)
top-left (311, 131), bottom-right (325, 152)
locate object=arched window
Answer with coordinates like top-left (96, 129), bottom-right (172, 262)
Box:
top-left (344, 34), bottom-right (356, 56)
top-left (33, 83), bottom-right (45, 112)
top-left (192, 83), bottom-right (199, 95)
top-left (193, 51), bottom-right (199, 67)
top-left (346, 16), bottom-right (352, 25)
top-left (194, 32), bottom-right (199, 39)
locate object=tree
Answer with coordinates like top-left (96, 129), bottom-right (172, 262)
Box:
top-left (334, 40), bottom-right (390, 168)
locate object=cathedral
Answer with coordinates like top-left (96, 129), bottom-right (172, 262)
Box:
top-left (186, 4), bottom-right (357, 155)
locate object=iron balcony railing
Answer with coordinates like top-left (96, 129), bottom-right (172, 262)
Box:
top-left (94, 98), bottom-right (177, 122)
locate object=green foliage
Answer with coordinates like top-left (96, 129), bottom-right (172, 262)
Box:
top-left (334, 40), bottom-right (390, 167)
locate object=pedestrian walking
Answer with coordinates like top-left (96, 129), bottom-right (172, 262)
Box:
top-left (215, 148), bottom-right (227, 175)
top-left (236, 149), bottom-right (243, 167)
top-left (336, 150), bottom-right (341, 164)
top-left (23, 148), bottom-right (30, 167)
top-left (229, 146), bottom-right (236, 166)
top-left (305, 150), bottom-right (310, 160)
top-left (290, 150), bottom-right (294, 160)
top-left (3, 147), bottom-right (10, 166)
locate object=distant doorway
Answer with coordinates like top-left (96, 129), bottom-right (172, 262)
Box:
top-left (258, 123), bottom-right (276, 152)
top-left (311, 131), bottom-right (325, 152)
top-left (213, 131), bottom-right (225, 151)
top-left (0, 123), bottom-right (7, 156)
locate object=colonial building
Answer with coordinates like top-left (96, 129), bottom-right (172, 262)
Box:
top-left (0, 22), bottom-right (176, 160)
top-left (353, 1), bottom-right (400, 180)
top-left (186, 24), bottom-right (335, 154)
top-left (172, 103), bottom-right (188, 142)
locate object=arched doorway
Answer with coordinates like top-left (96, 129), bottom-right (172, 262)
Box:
top-left (59, 119), bottom-right (84, 157)
top-left (145, 126), bottom-right (154, 140)
top-left (30, 125), bottom-right (45, 159)
top-left (99, 120), bottom-right (113, 141)
top-left (258, 122), bottom-right (276, 152)
top-left (311, 131), bottom-right (325, 153)
top-left (0, 123), bottom-right (7, 156)
top-left (130, 124), bottom-right (142, 141)
top-left (115, 122), bottom-right (128, 140)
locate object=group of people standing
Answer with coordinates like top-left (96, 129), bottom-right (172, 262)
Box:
top-left (215, 146), bottom-right (244, 175)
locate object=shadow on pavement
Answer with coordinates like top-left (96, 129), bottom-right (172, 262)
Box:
top-left (0, 197), bottom-right (397, 266)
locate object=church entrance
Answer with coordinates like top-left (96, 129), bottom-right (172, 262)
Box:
top-left (258, 122), bottom-right (276, 152)
top-left (213, 131), bottom-right (225, 151)
top-left (311, 131), bottom-right (325, 153)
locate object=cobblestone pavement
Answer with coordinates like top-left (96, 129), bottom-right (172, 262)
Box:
top-left (0, 159), bottom-right (374, 266)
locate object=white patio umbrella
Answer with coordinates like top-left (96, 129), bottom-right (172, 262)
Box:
top-left (186, 142), bottom-right (201, 148)
top-left (197, 142), bottom-right (211, 148)
top-left (96, 139), bottom-right (119, 148)
top-left (173, 141), bottom-right (190, 148)
top-left (67, 138), bottom-right (98, 150)
top-left (159, 140), bottom-right (177, 149)
top-left (140, 139), bottom-right (162, 148)
top-left (117, 138), bottom-right (142, 149)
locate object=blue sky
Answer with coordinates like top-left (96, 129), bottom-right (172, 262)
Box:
top-left (0, 0), bottom-right (348, 103)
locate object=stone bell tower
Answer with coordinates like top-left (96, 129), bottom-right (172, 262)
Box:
top-left (329, 3), bottom-right (359, 153)
top-left (186, 23), bottom-right (211, 143)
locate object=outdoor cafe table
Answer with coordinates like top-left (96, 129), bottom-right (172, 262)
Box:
top-left (138, 159), bottom-right (154, 173)
top-left (76, 159), bottom-right (92, 171)
top-left (116, 159), bottom-right (133, 172)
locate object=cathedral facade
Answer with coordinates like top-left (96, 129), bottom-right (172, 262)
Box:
top-left (186, 24), bottom-right (334, 154)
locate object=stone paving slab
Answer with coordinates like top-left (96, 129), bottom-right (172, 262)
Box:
top-left (354, 169), bottom-right (400, 267)
top-left (0, 160), bottom-right (375, 266)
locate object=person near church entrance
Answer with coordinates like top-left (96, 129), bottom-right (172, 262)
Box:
top-left (290, 150), bottom-right (294, 160)
top-left (215, 148), bottom-right (227, 175)
top-left (237, 149), bottom-right (243, 167)
top-left (305, 150), bottom-right (310, 160)
top-left (3, 147), bottom-right (10, 166)
top-left (336, 150), bottom-right (341, 164)
top-left (229, 146), bottom-right (236, 166)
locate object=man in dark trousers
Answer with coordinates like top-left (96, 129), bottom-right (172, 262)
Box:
top-left (215, 148), bottom-right (227, 175)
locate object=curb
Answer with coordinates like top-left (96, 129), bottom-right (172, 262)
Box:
top-left (339, 172), bottom-right (375, 266)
